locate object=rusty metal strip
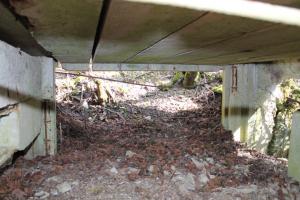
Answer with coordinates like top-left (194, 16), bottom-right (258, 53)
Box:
top-left (231, 65), bottom-right (238, 95)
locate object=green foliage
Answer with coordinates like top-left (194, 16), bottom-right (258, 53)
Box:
top-left (212, 85), bottom-right (223, 94)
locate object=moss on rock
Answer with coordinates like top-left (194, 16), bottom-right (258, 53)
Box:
top-left (267, 79), bottom-right (300, 157)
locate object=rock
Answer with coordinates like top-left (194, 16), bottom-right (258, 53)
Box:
top-left (81, 100), bottom-right (89, 109)
top-left (50, 189), bottom-right (59, 196)
top-left (46, 176), bottom-right (63, 183)
top-left (237, 184), bottom-right (257, 194)
top-left (35, 191), bottom-right (50, 199)
top-left (191, 158), bottom-right (205, 170)
top-left (56, 182), bottom-right (72, 193)
top-left (198, 173), bottom-right (209, 186)
top-left (125, 150), bottom-right (136, 158)
top-left (174, 173), bottom-right (196, 192)
top-left (127, 167), bottom-right (140, 174)
top-left (144, 116), bottom-right (152, 120)
top-left (110, 167), bottom-right (118, 174)
top-left (171, 165), bottom-right (176, 171)
top-left (163, 170), bottom-right (170, 176)
top-left (148, 165), bottom-right (155, 173)
top-left (206, 157), bottom-right (214, 164)
top-left (184, 173), bottom-right (196, 191)
top-left (71, 180), bottom-right (79, 186)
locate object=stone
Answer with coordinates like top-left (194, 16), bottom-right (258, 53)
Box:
top-left (163, 170), bottom-right (170, 176)
top-left (206, 157), bottom-right (214, 164)
top-left (174, 173), bottom-right (196, 192)
top-left (198, 173), bottom-right (209, 186)
top-left (125, 150), bottom-right (136, 158)
top-left (127, 167), bottom-right (140, 174)
top-left (56, 182), bottom-right (72, 193)
top-left (237, 184), bottom-right (257, 194)
top-left (191, 157), bottom-right (205, 170)
top-left (110, 166), bottom-right (118, 174)
top-left (35, 191), bottom-right (50, 199)
top-left (148, 165), bottom-right (154, 172)
top-left (46, 176), bottom-right (63, 183)
top-left (50, 189), bottom-right (59, 196)
top-left (71, 180), bottom-right (79, 186)
top-left (171, 165), bottom-right (176, 171)
top-left (144, 116), bottom-right (152, 121)
top-left (81, 100), bottom-right (89, 109)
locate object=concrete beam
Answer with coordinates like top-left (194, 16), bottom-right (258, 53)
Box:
top-left (62, 63), bottom-right (223, 72)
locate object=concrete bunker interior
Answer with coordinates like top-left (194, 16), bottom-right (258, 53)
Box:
top-left (1, 0), bottom-right (300, 199)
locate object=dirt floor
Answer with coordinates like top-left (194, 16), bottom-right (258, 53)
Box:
top-left (0, 71), bottom-right (300, 200)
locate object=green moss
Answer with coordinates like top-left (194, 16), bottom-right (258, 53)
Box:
top-left (267, 79), bottom-right (300, 157)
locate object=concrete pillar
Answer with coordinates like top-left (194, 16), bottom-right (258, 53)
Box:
top-left (0, 40), bottom-right (56, 165)
top-left (288, 111), bottom-right (300, 182)
top-left (222, 61), bottom-right (300, 153)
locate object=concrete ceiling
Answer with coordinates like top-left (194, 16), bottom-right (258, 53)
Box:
top-left (1, 0), bottom-right (300, 65)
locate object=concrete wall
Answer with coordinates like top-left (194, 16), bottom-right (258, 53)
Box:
top-left (288, 111), bottom-right (300, 182)
top-left (0, 40), bottom-right (56, 166)
top-left (222, 61), bottom-right (300, 153)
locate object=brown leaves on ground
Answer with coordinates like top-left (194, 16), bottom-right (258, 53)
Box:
top-left (0, 75), bottom-right (294, 199)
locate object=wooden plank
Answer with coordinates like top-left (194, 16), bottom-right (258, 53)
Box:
top-left (128, 13), bottom-right (275, 63)
top-left (127, 0), bottom-right (300, 27)
top-left (129, 14), bottom-right (300, 64)
top-left (0, 3), bottom-right (48, 56)
top-left (62, 63), bottom-right (223, 71)
top-left (93, 0), bottom-right (204, 63)
top-left (10, 0), bottom-right (103, 63)
top-left (185, 25), bottom-right (300, 64)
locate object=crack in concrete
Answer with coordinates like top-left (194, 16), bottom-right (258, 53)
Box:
top-left (0, 103), bottom-right (18, 118)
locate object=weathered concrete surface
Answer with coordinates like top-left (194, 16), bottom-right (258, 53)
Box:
top-left (0, 40), bottom-right (56, 165)
top-left (9, 0), bottom-right (103, 63)
top-left (288, 111), bottom-right (300, 182)
top-left (222, 61), bottom-right (300, 153)
top-left (0, 147), bottom-right (15, 167)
